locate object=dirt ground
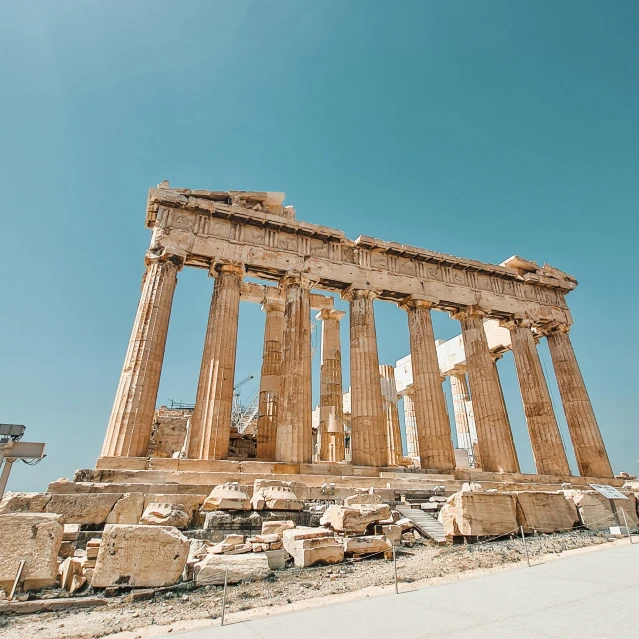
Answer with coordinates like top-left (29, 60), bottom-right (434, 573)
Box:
top-left (0, 530), bottom-right (617, 639)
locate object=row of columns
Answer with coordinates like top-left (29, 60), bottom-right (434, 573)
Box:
top-left (103, 255), bottom-right (612, 479)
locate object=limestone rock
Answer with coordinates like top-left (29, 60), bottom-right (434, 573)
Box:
top-left (284, 535), bottom-right (343, 567)
top-left (395, 517), bottom-right (415, 531)
top-left (282, 527), bottom-right (333, 543)
top-left (194, 553), bottom-right (271, 585)
top-left (92, 524), bottom-right (189, 588)
top-left (254, 479), bottom-right (309, 500)
top-left (320, 504), bottom-right (392, 534)
top-left (564, 490), bottom-right (639, 530)
top-left (264, 548), bottom-right (287, 569)
top-left (344, 535), bottom-right (391, 555)
top-left (201, 483), bottom-right (250, 511)
top-left (343, 493), bottom-right (382, 506)
top-left (140, 503), bottom-right (190, 528)
top-left (261, 520), bottom-right (296, 535)
top-left (380, 524), bottom-right (402, 546)
top-left (251, 485), bottom-right (303, 511)
top-left (46, 493), bottom-right (122, 525)
top-left (0, 491), bottom-right (52, 514)
top-left (0, 513), bottom-right (63, 591)
top-left (515, 492), bottom-right (579, 532)
top-left (438, 491), bottom-right (517, 537)
top-left (59, 556), bottom-right (86, 594)
top-left (106, 493), bottom-right (145, 525)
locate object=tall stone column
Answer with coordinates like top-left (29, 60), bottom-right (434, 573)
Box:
top-left (401, 296), bottom-right (456, 470)
top-left (450, 370), bottom-right (472, 451)
top-left (379, 365), bottom-right (403, 466)
top-left (256, 300), bottom-right (285, 460)
top-left (188, 262), bottom-right (244, 460)
top-left (317, 309), bottom-right (346, 463)
top-left (403, 391), bottom-right (419, 462)
top-left (452, 306), bottom-right (519, 473)
top-left (543, 323), bottom-right (613, 478)
top-left (102, 250), bottom-right (183, 458)
top-left (275, 273), bottom-right (313, 464)
top-left (343, 287), bottom-right (387, 467)
top-left (503, 319), bottom-right (570, 476)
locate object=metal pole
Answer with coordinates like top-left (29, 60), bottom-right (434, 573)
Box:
top-left (621, 509), bottom-right (632, 544)
top-left (393, 546), bottom-right (398, 594)
top-left (9, 560), bottom-right (25, 601)
top-left (520, 526), bottom-right (530, 567)
top-left (0, 458), bottom-right (15, 498)
top-left (221, 566), bottom-right (229, 626)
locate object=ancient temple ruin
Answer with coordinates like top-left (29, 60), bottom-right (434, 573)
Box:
top-left (101, 182), bottom-right (612, 481)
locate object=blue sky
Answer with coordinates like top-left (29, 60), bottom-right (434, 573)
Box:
top-left (1, 1), bottom-right (637, 491)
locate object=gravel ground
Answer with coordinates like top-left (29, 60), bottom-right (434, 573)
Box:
top-left (0, 530), bottom-right (613, 639)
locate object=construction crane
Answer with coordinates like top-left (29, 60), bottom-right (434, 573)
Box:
top-left (231, 374), bottom-right (256, 430)
top-left (0, 425), bottom-right (46, 498)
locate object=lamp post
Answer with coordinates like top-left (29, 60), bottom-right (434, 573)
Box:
top-left (0, 425), bottom-right (46, 498)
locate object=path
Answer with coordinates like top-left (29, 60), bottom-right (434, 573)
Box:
top-left (162, 541), bottom-right (638, 639)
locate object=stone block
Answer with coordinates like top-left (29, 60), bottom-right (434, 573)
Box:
top-left (0, 492), bottom-right (52, 514)
top-left (255, 533), bottom-right (280, 544)
top-left (264, 549), bottom-right (288, 569)
top-left (344, 535), bottom-right (391, 555)
top-left (46, 493), bottom-right (122, 525)
top-left (438, 491), bottom-right (517, 537)
top-left (59, 557), bottom-right (86, 594)
top-left (380, 524), bottom-right (402, 546)
top-left (139, 503), bottom-right (191, 528)
top-left (62, 524), bottom-right (81, 541)
top-left (564, 490), bottom-right (639, 530)
top-left (106, 493), bottom-right (145, 525)
top-left (251, 485), bottom-right (303, 511)
top-left (320, 504), bottom-right (392, 534)
top-left (92, 524), bottom-right (189, 588)
top-left (201, 483), bottom-right (250, 511)
top-left (0, 513), bottom-right (63, 591)
top-left (194, 553), bottom-right (271, 585)
top-left (285, 535), bottom-right (344, 567)
top-left (515, 492), bottom-right (579, 532)
top-left (282, 527), bottom-right (332, 544)
top-left (343, 493), bottom-right (382, 506)
top-left (261, 520), bottom-right (296, 535)
top-left (254, 478), bottom-right (309, 500)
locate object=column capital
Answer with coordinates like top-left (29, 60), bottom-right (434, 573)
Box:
top-left (536, 321), bottom-right (572, 336)
top-left (398, 294), bottom-right (439, 311)
top-left (449, 365), bottom-right (467, 377)
top-left (450, 304), bottom-right (490, 321)
top-left (209, 260), bottom-right (245, 278)
top-left (145, 248), bottom-right (186, 269)
top-left (500, 315), bottom-right (534, 331)
top-left (340, 284), bottom-right (380, 302)
top-left (279, 270), bottom-right (317, 290)
top-left (262, 300), bottom-right (285, 314)
top-left (315, 308), bottom-right (346, 322)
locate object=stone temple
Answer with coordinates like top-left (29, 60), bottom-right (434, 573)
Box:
top-left (93, 182), bottom-right (612, 483)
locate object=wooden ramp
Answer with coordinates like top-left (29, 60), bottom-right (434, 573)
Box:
top-left (396, 505), bottom-right (448, 545)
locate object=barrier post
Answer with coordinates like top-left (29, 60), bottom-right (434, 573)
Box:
top-left (520, 526), bottom-right (530, 567)
top-left (393, 546), bottom-right (398, 594)
top-left (221, 566), bottom-right (229, 626)
top-left (620, 509), bottom-right (633, 544)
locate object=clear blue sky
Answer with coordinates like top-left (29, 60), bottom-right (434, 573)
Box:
top-left (2, 1), bottom-right (638, 491)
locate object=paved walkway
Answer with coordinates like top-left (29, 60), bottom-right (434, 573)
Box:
top-left (164, 541), bottom-right (638, 639)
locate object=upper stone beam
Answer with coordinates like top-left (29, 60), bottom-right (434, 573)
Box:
top-left (146, 185), bottom-right (576, 322)
top-left (239, 282), bottom-right (333, 310)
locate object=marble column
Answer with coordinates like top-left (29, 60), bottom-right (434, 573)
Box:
top-left (379, 365), bottom-right (404, 466)
top-left (543, 323), bottom-right (613, 478)
top-left (256, 300), bottom-right (285, 460)
top-left (343, 287), bottom-right (387, 467)
top-left (503, 319), bottom-right (570, 476)
top-left (403, 391), bottom-right (420, 462)
top-left (188, 262), bottom-right (244, 460)
top-left (450, 370), bottom-right (472, 451)
top-left (402, 296), bottom-right (456, 470)
top-left (452, 306), bottom-right (519, 473)
top-left (317, 309), bottom-right (346, 463)
top-left (102, 250), bottom-right (183, 458)
top-left (275, 273), bottom-right (313, 463)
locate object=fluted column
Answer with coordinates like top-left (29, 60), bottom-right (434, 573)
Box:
top-left (403, 391), bottom-right (419, 462)
top-left (275, 273), bottom-right (313, 463)
top-left (401, 296), bottom-right (456, 470)
top-left (450, 370), bottom-right (472, 451)
top-left (452, 306), bottom-right (519, 473)
top-left (503, 319), bottom-right (570, 476)
top-left (379, 365), bottom-right (404, 466)
top-left (188, 262), bottom-right (244, 460)
top-left (102, 250), bottom-right (183, 458)
top-left (542, 323), bottom-right (613, 478)
top-left (343, 287), bottom-right (387, 467)
top-left (256, 300), bottom-right (285, 460)
top-left (317, 309), bottom-right (346, 462)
